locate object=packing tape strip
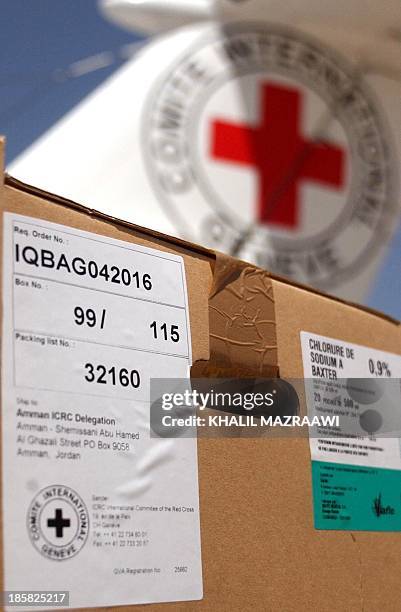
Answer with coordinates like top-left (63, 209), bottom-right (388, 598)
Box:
top-left (193, 251), bottom-right (279, 378)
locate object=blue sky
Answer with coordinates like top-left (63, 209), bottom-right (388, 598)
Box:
top-left (1, 0), bottom-right (400, 318)
top-left (1, 0), bottom-right (141, 161)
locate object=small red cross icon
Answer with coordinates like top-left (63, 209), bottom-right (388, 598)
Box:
top-left (211, 82), bottom-right (345, 229)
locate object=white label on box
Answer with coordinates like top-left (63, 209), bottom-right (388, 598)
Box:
top-left (2, 213), bottom-right (202, 610)
top-left (300, 331), bottom-right (401, 469)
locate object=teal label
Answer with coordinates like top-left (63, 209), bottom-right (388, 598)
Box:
top-left (312, 460), bottom-right (401, 531)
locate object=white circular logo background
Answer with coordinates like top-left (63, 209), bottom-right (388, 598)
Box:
top-left (27, 485), bottom-right (89, 561)
top-left (144, 23), bottom-right (398, 288)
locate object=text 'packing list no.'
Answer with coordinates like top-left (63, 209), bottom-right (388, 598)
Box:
top-left (2, 213), bottom-right (202, 610)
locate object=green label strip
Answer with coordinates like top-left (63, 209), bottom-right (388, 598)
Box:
top-left (312, 460), bottom-right (401, 531)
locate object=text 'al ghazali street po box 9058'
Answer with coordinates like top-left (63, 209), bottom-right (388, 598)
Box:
top-left (1, 137), bottom-right (401, 612)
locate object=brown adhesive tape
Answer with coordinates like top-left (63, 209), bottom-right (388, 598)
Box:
top-left (193, 252), bottom-right (279, 378)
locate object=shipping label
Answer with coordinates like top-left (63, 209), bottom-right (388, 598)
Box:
top-left (1, 213), bottom-right (202, 609)
top-left (301, 331), bottom-right (401, 531)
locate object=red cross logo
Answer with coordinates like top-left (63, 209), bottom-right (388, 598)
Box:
top-left (211, 82), bottom-right (345, 229)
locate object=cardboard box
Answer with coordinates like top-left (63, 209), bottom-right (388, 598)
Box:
top-left (1, 137), bottom-right (401, 611)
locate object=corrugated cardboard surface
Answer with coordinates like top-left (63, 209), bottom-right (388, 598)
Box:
top-left (1, 137), bottom-right (401, 610)
top-left (273, 279), bottom-right (401, 612)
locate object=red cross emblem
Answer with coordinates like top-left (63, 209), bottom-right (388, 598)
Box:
top-left (211, 83), bottom-right (345, 229)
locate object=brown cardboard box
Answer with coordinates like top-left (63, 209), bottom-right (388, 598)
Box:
top-left (1, 136), bottom-right (401, 612)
